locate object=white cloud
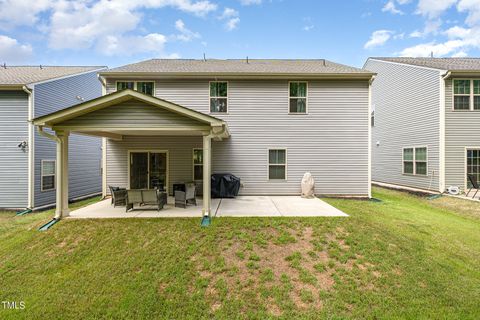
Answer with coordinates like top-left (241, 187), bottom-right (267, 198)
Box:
top-left (239, 0), bottom-right (262, 5)
top-left (415, 0), bottom-right (457, 19)
top-left (364, 30), bottom-right (393, 49)
top-left (219, 7), bottom-right (240, 31)
top-left (0, 0), bottom-right (53, 29)
top-left (409, 30), bottom-right (423, 37)
top-left (302, 17), bottom-right (314, 31)
top-left (399, 40), bottom-right (465, 56)
top-left (0, 35), bottom-right (33, 63)
top-left (444, 25), bottom-right (471, 38)
top-left (98, 33), bottom-right (167, 56)
top-left (452, 50), bottom-right (468, 57)
top-left (457, 0), bottom-right (480, 25)
top-left (382, 1), bottom-right (404, 15)
top-left (173, 19), bottom-right (200, 41)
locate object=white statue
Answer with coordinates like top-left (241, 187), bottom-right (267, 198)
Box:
top-left (301, 172), bottom-right (315, 198)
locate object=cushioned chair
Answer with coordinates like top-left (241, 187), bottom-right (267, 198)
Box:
top-left (109, 185), bottom-right (126, 207)
top-left (175, 182), bottom-right (197, 208)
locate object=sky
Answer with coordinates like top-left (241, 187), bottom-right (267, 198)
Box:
top-left (0, 0), bottom-right (479, 69)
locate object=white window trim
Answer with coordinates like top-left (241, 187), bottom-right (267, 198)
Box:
top-left (464, 146), bottom-right (480, 192)
top-left (115, 81), bottom-right (155, 96)
top-left (452, 78), bottom-right (480, 111)
top-left (41, 159), bottom-right (56, 192)
top-left (402, 146), bottom-right (428, 176)
top-left (209, 81), bottom-right (229, 114)
top-left (268, 148), bottom-right (287, 181)
top-left (288, 81), bottom-right (308, 114)
top-left (193, 148), bottom-right (203, 181)
top-left (127, 150), bottom-right (169, 193)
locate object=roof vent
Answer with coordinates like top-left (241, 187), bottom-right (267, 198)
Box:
top-left (203, 53), bottom-right (206, 62)
top-left (2, 63), bottom-right (6, 69)
top-left (40, 65), bottom-right (43, 69)
top-left (246, 56), bottom-right (249, 64)
top-left (322, 59), bottom-right (326, 66)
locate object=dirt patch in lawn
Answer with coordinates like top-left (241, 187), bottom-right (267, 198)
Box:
top-left (192, 226), bottom-right (336, 315)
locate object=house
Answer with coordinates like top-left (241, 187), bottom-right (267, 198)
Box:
top-left (0, 65), bottom-right (106, 210)
top-left (32, 59), bottom-right (374, 218)
top-left (364, 57), bottom-right (480, 194)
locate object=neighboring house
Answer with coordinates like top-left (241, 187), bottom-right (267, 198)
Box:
top-left (0, 65), bottom-right (106, 210)
top-left (32, 59), bottom-right (374, 218)
top-left (364, 57), bottom-right (480, 194)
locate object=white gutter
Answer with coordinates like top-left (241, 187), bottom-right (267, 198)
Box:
top-left (22, 85), bottom-right (34, 209)
top-left (36, 126), bottom-right (62, 219)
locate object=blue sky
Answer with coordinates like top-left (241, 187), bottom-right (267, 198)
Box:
top-left (0, 0), bottom-right (479, 68)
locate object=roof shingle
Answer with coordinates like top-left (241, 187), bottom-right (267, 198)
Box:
top-left (0, 66), bottom-right (105, 85)
top-left (102, 59), bottom-right (372, 76)
top-left (371, 57), bottom-right (480, 71)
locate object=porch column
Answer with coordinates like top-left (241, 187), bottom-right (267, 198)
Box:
top-left (55, 130), bottom-right (70, 219)
top-left (202, 135), bottom-right (212, 217)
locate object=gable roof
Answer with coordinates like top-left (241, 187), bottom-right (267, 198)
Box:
top-left (371, 57), bottom-right (480, 71)
top-left (0, 66), bottom-right (105, 86)
top-left (100, 59), bottom-right (374, 78)
top-left (33, 89), bottom-right (226, 128)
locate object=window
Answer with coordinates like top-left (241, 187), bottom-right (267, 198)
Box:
top-left (467, 149), bottom-right (480, 188)
top-left (210, 81), bottom-right (228, 113)
top-left (116, 81), bottom-right (154, 96)
top-left (193, 149), bottom-right (203, 180)
top-left (41, 160), bottom-right (56, 191)
top-left (403, 147), bottom-right (427, 176)
top-left (453, 79), bottom-right (480, 111)
top-left (268, 149), bottom-right (286, 180)
top-left (289, 82), bottom-right (307, 113)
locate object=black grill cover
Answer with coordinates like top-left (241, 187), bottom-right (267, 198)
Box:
top-left (211, 173), bottom-right (241, 198)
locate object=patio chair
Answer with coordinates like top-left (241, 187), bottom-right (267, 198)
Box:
top-left (466, 174), bottom-right (479, 199)
top-left (126, 189), bottom-right (167, 212)
top-left (175, 182), bottom-right (197, 208)
top-left (109, 185), bottom-right (126, 207)
top-left (126, 190), bottom-right (143, 212)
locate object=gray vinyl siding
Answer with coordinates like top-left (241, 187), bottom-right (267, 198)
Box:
top-left (106, 78), bottom-right (370, 196)
top-left (444, 77), bottom-right (480, 191)
top-left (365, 59), bottom-right (441, 191)
top-left (34, 71), bottom-right (103, 207)
top-left (0, 91), bottom-right (29, 208)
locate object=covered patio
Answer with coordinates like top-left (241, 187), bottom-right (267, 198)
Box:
top-left (32, 89), bottom-right (230, 220)
top-left (68, 195), bottom-right (347, 218)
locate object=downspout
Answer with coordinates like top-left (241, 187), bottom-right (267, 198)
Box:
top-left (367, 76), bottom-right (376, 198)
top-left (98, 74), bottom-right (108, 198)
top-left (439, 71), bottom-right (450, 193)
top-left (22, 85), bottom-right (34, 209)
top-left (37, 126), bottom-right (61, 220)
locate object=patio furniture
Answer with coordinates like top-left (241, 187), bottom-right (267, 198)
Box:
top-left (175, 182), bottom-right (197, 208)
top-left (466, 174), bottom-right (479, 199)
top-left (109, 185), bottom-right (127, 207)
top-left (126, 189), bottom-right (167, 212)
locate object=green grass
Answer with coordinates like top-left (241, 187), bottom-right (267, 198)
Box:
top-left (0, 188), bottom-right (479, 319)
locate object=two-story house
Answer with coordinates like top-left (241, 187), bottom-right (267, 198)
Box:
top-left (32, 59), bottom-right (374, 218)
top-left (364, 57), bottom-right (480, 195)
top-left (0, 66), bottom-right (105, 210)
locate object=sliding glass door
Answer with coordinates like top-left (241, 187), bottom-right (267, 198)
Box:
top-left (467, 149), bottom-right (480, 188)
top-left (129, 151), bottom-right (168, 191)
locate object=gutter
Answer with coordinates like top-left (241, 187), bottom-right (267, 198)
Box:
top-left (22, 85), bottom-right (34, 209)
top-left (36, 126), bottom-right (61, 220)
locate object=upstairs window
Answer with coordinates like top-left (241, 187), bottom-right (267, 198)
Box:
top-left (193, 149), bottom-right (203, 181)
top-left (210, 81), bottom-right (228, 113)
top-left (289, 82), bottom-right (307, 113)
top-left (453, 79), bottom-right (480, 111)
top-left (116, 81), bottom-right (154, 96)
top-left (403, 147), bottom-right (427, 176)
top-left (268, 149), bottom-right (287, 180)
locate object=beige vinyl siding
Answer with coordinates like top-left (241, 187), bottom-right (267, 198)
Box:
top-left (58, 100), bottom-right (206, 128)
top-left (444, 78), bottom-right (480, 191)
top-left (365, 59), bottom-right (441, 191)
top-left (105, 78), bottom-right (369, 196)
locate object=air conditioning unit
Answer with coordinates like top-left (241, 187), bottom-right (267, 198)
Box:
top-left (446, 186), bottom-right (460, 195)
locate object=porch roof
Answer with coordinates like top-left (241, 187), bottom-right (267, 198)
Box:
top-left (32, 89), bottom-right (230, 140)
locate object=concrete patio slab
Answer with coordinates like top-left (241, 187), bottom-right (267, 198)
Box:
top-left (69, 195), bottom-right (347, 218)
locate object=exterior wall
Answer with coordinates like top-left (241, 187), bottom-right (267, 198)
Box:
top-left (0, 91), bottom-right (29, 208)
top-left (34, 71), bottom-right (103, 207)
top-left (365, 59), bottom-right (442, 191)
top-left (444, 77), bottom-right (480, 191)
top-left (106, 78), bottom-right (370, 196)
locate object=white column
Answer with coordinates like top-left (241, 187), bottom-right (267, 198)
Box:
top-left (202, 135), bottom-right (212, 217)
top-left (55, 130), bottom-right (70, 219)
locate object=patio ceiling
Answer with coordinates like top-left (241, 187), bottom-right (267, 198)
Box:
top-left (32, 89), bottom-right (230, 140)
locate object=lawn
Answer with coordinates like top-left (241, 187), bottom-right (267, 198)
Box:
top-left (0, 187), bottom-right (479, 319)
